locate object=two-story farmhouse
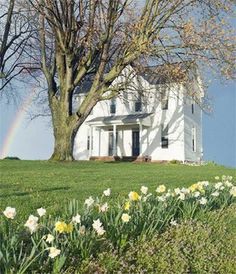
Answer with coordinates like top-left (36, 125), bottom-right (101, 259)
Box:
top-left (73, 63), bottom-right (204, 162)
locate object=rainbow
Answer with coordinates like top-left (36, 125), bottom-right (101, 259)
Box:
top-left (0, 89), bottom-right (35, 159)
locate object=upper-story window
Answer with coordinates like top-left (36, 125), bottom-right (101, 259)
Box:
top-left (191, 98), bottom-right (195, 114)
top-left (161, 124), bottom-right (169, 149)
top-left (134, 94), bottom-right (142, 112)
top-left (161, 88), bottom-right (168, 110)
top-left (110, 98), bottom-right (116, 114)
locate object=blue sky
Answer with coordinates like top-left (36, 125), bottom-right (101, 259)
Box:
top-left (0, 80), bottom-right (235, 167)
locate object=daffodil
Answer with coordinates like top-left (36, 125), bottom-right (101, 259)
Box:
top-left (24, 215), bottom-right (39, 234)
top-left (103, 188), bottom-right (111, 196)
top-left (55, 221), bottom-right (67, 233)
top-left (140, 186), bottom-right (148, 195)
top-left (121, 213), bottom-right (131, 223)
top-left (65, 223), bottom-right (73, 233)
top-left (128, 191), bottom-right (140, 201)
top-left (3, 207), bottom-right (16, 219)
top-left (48, 247), bottom-right (61, 259)
top-left (124, 201), bottom-right (130, 210)
top-left (45, 234), bottom-right (54, 243)
top-left (37, 207), bottom-right (46, 217)
top-left (156, 185), bottom-right (166, 193)
top-left (229, 186), bottom-right (236, 197)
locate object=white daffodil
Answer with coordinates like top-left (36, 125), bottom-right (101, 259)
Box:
top-left (157, 196), bottom-right (166, 202)
top-left (225, 181), bottom-right (233, 188)
top-left (194, 191), bottom-right (200, 198)
top-left (215, 176), bottom-right (220, 180)
top-left (178, 193), bottom-right (185, 201)
top-left (84, 196), bottom-right (94, 207)
top-left (45, 234), bottom-right (54, 243)
top-left (181, 187), bottom-right (190, 194)
top-left (174, 188), bottom-right (181, 195)
top-left (215, 182), bottom-right (225, 190)
top-left (199, 197), bottom-right (207, 205)
top-left (103, 188), bottom-right (111, 196)
top-left (121, 213), bottom-right (131, 223)
top-left (229, 186), bottom-right (236, 197)
top-left (3, 207), bottom-right (16, 219)
top-left (24, 215), bottom-right (39, 234)
top-left (198, 181), bottom-right (209, 187)
top-left (37, 207), bottom-right (46, 217)
top-left (92, 219), bottom-right (105, 235)
top-left (72, 214), bottom-right (81, 224)
top-left (211, 191), bottom-right (219, 197)
top-left (48, 247), bottom-right (61, 259)
top-left (99, 202), bottom-right (109, 213)
top-left (170, 219), bottom-right (178, 226)
top-left (140, 186), bottom-right (148, 195)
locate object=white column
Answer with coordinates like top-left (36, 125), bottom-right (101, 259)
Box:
top-left (139, 122), bottom-right (143, 156)
top-left (98, 128), bottom-right (101, 156)
top-left (89, 126), bottom-right (93, 157)
top-left (113, 124), bottom-right (117, 156)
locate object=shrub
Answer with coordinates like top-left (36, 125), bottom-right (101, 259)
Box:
top-left (79, 205), bottom-right (236, 274)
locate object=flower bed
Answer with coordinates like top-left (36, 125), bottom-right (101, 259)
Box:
top-left (0, 175), bottom-right (235, 273)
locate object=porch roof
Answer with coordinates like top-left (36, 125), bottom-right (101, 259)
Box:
top-left (86, 113), bottom-right (152, 127)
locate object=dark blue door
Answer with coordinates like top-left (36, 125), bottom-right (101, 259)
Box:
top-left (132, 131), bottom-right (140, 156)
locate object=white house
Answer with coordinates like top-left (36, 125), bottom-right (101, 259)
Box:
top-left (73, 64), bottom-right (204, 162)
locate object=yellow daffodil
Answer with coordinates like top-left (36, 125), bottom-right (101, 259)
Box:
top-left (55, 221), bottom-right (67, 233)
top-left (55, 221), bottom-right (73, 233)
top-left (128, 191), bottom-right (140, 201)
top-left (124, 201), bottom-right (130, 211)
top-left (65, 223), bottom-right (73, 233)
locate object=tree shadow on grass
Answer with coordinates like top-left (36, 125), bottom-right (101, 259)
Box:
top-left (0, 186), bottom-right (71, 198)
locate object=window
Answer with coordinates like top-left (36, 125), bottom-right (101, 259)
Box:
top-left (135, 94), bottom-right (142, 112)
top-left (161, 124), bottom-right (169, 149)
top-left (87, 134), bottom-right (93, 150)
top-left (191, 98), bottom-right (195, 114)
top-left (87, 135), bottom-right (90, 150)
top-left (192, 126), bottom-right (196, 152)
top-left (161, 88), bottom-right (168, 110)
top-left (110, 98), bottom-right (116, 114)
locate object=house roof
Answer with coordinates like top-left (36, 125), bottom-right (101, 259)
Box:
top-left (86, 113), bottom-right (152, 126)
top-left (74, 62), bottom-right (195, 94)
top-left (139, 61), bottom-right (195, 85)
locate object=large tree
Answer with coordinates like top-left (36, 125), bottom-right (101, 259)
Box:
top-left (28, 0), bottom-right (235, 161)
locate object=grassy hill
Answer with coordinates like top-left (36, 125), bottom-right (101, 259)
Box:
top-left (0, 160), bottom-right (235, 219)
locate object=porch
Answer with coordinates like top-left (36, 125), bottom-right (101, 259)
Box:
top-left (86, 113), bottom-right (153, 160)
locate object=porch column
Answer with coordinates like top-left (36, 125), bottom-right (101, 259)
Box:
top-left (98, 128), bottom-right (101, 156)
top-left (113, 124), bottom-right (117, 156)
top-left (89, 126), bottom-right (93, 158)
top-left (139, 122), bottom-right (143, 156)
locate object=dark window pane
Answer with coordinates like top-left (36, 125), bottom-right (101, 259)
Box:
top-left (135, 101), bottom-right (142, 112)
top-left (192, 103), bottom-right (194, 114)
top-left (110, 104), bottom-right (116, 114)
top-left (87, 136), bottom-right (90, 150)
top-left (161, 137), bottom-right (168, 148)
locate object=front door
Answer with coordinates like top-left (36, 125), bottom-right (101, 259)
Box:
top-left (132, 130), bottom-right (140, 156)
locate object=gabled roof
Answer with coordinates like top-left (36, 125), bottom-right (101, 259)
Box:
top-left (74, 61), bottom-right (196, 94)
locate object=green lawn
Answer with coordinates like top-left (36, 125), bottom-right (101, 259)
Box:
top-left (0, 160), bottom-right (235, 219)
